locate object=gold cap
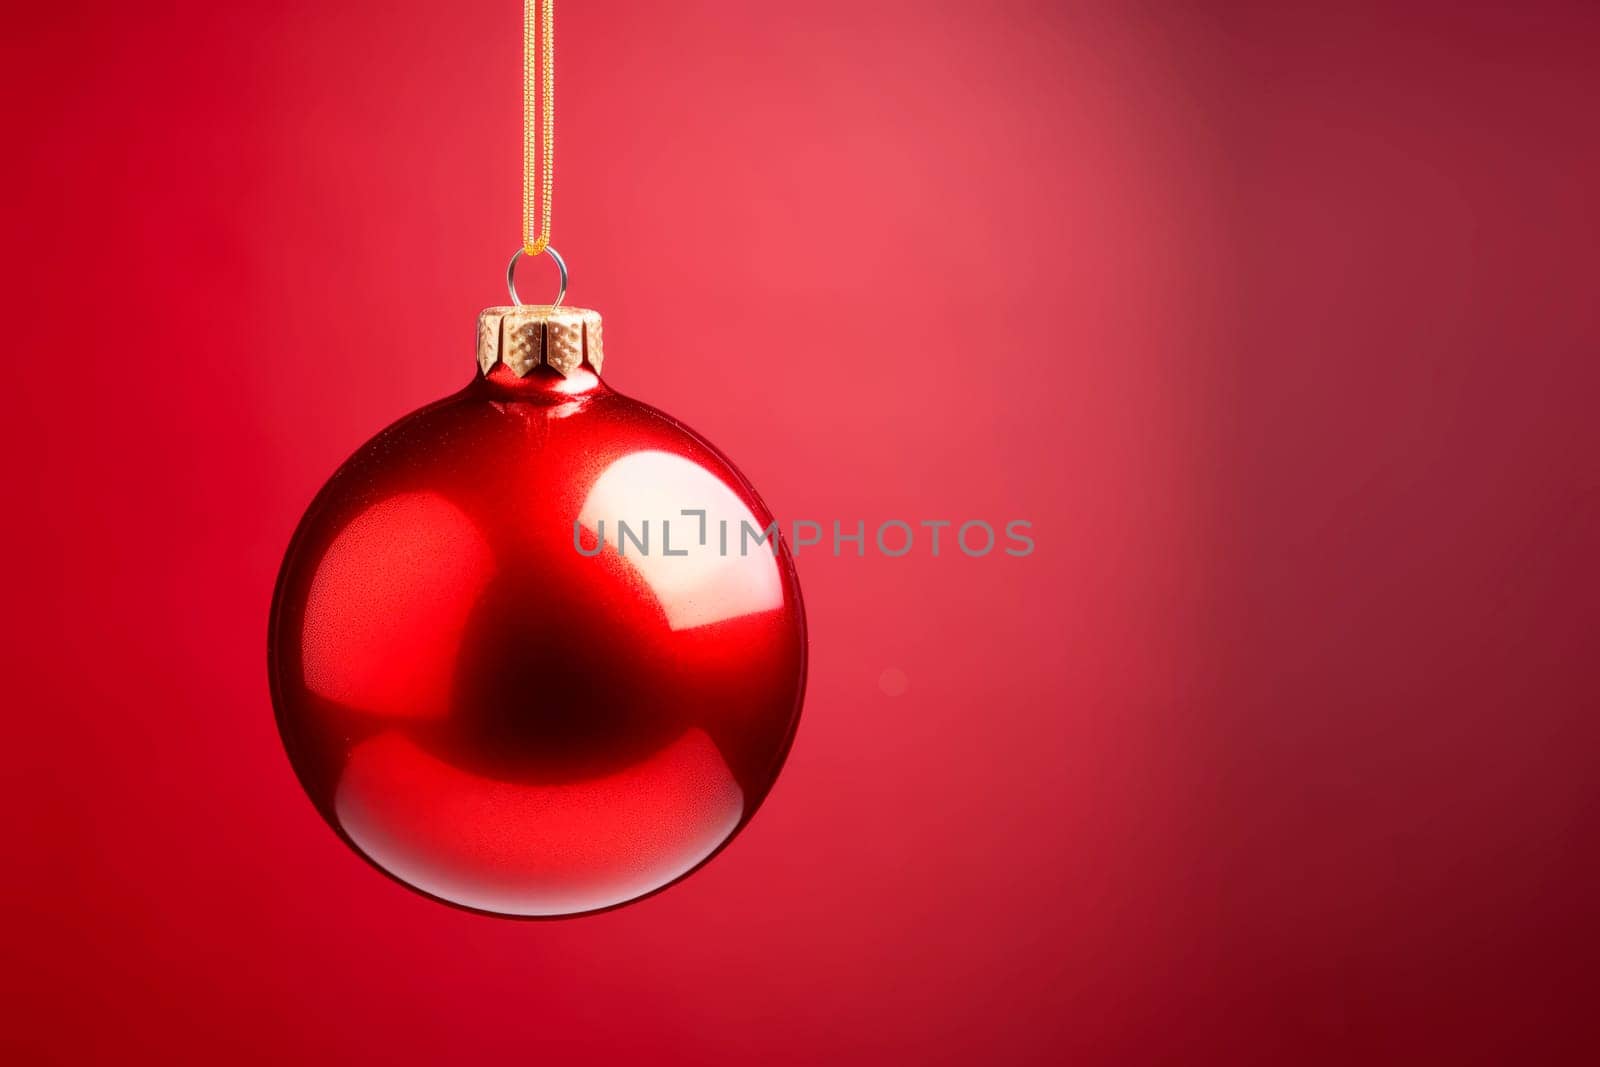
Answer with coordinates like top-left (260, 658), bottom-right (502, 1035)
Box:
top-left (476, 306), bottom-right (604, 378)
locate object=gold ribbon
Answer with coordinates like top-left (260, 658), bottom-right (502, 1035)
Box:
top-left (523, 0), bottom-right (554, 257)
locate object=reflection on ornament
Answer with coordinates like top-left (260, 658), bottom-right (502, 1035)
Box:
top-left (336, 729), bottom-right (742, 917)
top-left (302, 492), bottom-right (492, 718)
top-left (579, 449), bottom-right (784, 631)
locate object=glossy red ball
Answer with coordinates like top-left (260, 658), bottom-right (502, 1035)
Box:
top-left (269, 360), bottom-right (807, 917)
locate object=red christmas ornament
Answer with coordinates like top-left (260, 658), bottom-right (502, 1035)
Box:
top-left (269, 299), bottom-right (807, 917)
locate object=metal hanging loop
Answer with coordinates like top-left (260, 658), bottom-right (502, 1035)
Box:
top-left (506, 245), bottom-right (568, 307)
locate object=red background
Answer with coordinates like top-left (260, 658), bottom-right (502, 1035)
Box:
top-left (7, 1), bottom-right (1600, 1062)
